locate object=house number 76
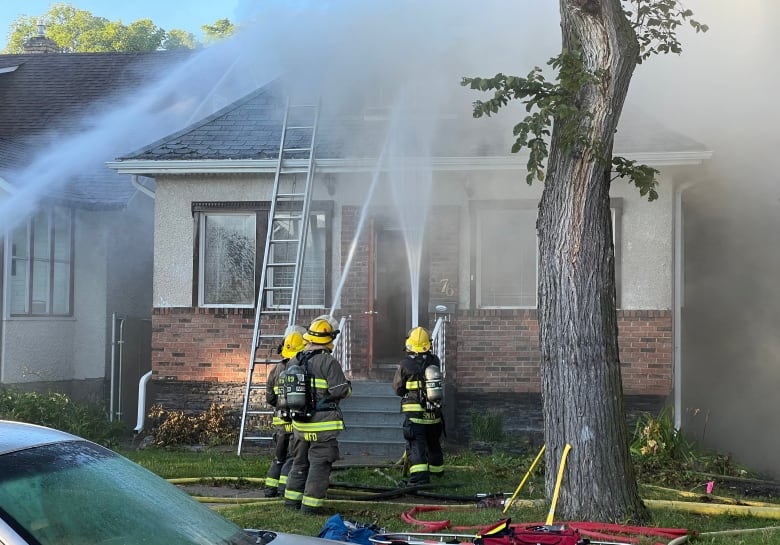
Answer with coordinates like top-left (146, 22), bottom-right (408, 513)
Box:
top-left (438, 278), bottom-right (455, 297)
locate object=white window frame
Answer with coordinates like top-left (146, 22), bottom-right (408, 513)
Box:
top-left (474, 200), bottom-right (539, 309)
top-left (5, 205), bottom-right (74, 317)
top-left (198, 211), bottom-right (257, 309)
top-left (194, 202), bottom-right (332, 310)
top-left (472, 198), bottom-right (622, 310)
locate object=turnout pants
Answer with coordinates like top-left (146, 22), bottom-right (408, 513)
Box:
top-left (404, 417), bottom-right (444, 483)
top-left (265, 424), bottom-right (294, 494)
top-left (284, 428), bottom-right (340, 510)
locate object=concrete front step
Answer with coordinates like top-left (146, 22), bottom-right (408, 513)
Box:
top-left (341, 409), bottom-right (403, 427)
top-left (338, 380), bottom-right (405, 460)
top-left (348, 380), bottom-right (397, 396)
top-left (338, 438), bottom-right (405, 459)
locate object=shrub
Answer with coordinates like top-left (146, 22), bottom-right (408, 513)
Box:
top-left (0, 387), bottom-right (127, 447)
top-left (145, 403), bottom-right (238, 448)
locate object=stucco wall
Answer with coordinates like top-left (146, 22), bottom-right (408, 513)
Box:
top-left (153, 168), bottom-right (675, 313)
top-left (612, 181), bottom-right (674, 310)
top-left (154, 174), bottom-right (347, 308)
top-left (430, 168), bottom-right (674, 311)
top-left (1, 209), bottom-right (109, 383)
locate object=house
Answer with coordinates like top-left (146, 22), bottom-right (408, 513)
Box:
top-left (0, 47), bottom-right (192, 423)
top-left (108, 75), bottom-right (713, 444)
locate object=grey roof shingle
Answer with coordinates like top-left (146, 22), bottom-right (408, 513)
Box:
top-left (0, 50), bottom-right (190, 207)
top-left (119, 79), bottom-right (707, 163)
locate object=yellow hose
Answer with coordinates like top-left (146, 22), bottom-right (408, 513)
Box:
top-left (697, 526), bottom-right (780, 538)
top-left (646, 499), bottom-right (780, 519)
top-left (642, 484), bottom-right (778, 508)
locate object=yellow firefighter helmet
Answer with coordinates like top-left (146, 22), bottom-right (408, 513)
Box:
top-left (405, 326), bottom-right (431, 354)
top-left (303, 317), bottom-right (339, 345)
top-left (281, 326), bottom-right (307, 359)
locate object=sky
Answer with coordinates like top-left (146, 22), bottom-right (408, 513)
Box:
top-left (0, 0), bottom-right (242, 50)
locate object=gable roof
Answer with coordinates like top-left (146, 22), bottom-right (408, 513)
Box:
top-left (115, 79), bottom-right (710, 171)
top-left (0, 51), bottom-right (190, 207)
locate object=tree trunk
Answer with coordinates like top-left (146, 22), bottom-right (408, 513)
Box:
top-left (537, 0), bottom-right (649, 522)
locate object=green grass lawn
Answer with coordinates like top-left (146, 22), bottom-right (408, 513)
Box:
top-left (119, 447), bottom-right (780, 544)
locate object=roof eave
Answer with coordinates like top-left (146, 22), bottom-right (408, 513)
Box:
top-left (106, 150), bottom-right (713, 176)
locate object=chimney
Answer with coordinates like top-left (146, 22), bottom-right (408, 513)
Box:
top-left (23, 20), bottom-right (60, 54)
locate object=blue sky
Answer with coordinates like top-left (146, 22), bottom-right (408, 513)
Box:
top-left (0, 0), bottom-right (242, 50)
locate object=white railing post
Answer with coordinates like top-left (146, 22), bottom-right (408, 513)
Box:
top-left (431, 316), bottom-right (446, 377)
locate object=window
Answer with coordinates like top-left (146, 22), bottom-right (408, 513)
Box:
top-left (200, 213), bottom-right (256, 307)
top-left (8, 206), bottom-right (74, 316)
top-left (472, 198), bottom-right (622, 309)
top-left (195, 202), bottom-right (331, 308)
top-left (474, 202), bottom-right (538, 308)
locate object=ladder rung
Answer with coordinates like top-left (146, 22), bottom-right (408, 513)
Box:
top-left (279, 168), bottom-right (310, 174)
top-left (264, 286), bottom-right (293, 292)
top-left (266, 262), bottom-right (296, 267)
top-left (276, 193), bottom-right (306, 199)
top-left (270, 238), bottom-right (299, 244)
top-left (287, 125), bottom-right (314, 130)
top-left (282, 147), bottom-right (313, 153)
top-left (260, 309), bottom-right (290, 315)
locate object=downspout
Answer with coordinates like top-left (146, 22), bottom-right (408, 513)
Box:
top-left (131, 175), bottom-right (156, 199)
top-left (135, 371), bottom-right (153, 433)
top-left (673, 179), bottom-right (702, 429)
top-left (129, 173), bottom-right (155, 431)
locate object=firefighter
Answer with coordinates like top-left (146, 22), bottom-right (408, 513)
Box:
top-left (393, 326), bottom-right (444, 485)
top-left (283, 315), bottom-right (352, 515)
top-left (263, 325), bottom-right (307, 498)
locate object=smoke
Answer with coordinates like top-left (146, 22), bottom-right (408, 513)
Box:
top-left (0, 0), bottom-right (561, 232)
top-left (3, 0), bottom-right (774, 470)
top-left (629, 0), bottom-right (780, 475)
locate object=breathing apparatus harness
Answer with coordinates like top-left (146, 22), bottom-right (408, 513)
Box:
top-left (281, 349), bottom-right (340, 422)
top-left (408, 353), bottom-right (444, 412)
top-left (274, 359), bottom-right (293, 423)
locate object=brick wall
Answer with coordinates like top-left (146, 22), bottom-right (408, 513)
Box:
top-left (148, 204), bottom-right (673, 443)
top-left (452, 309), bottom-right (672, 396)
top-left (338, 206), bottom-right (370, 368)
top-left (151, 307), bottom-right (322, 384)
top-left (449, 392), bottom-right (667, 446)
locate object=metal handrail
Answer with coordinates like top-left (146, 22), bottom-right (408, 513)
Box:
top-left (430, 316), bottom-right (446, 378)
top-left (333, 315), bottom-right (351, 375)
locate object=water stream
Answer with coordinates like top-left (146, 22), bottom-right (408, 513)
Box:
top-left (329, 86), bottom-right (437, 329)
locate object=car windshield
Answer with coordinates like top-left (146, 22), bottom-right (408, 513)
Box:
top-left (0, 440), bottom-right (255, 545)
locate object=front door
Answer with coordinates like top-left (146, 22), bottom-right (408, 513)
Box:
top-left (371, 223), bottom-right (411, 366)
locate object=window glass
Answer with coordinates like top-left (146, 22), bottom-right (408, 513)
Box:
top-left (202, 214), bottom-right (256, 306)
top-left (0, 440), bottom-right (253, 545)
top-left (10, 225), bottom-right (30, 314)
top-left (477, 207), bottom-right (537, 308)
top-left (300, 212), bottom-right (327, 306)
top-left (196, 205), bottom-right (328, 308)
top-left (52, 208), bottom-right (72, 314)
top-left (7, 206), bottom-right (73, 316)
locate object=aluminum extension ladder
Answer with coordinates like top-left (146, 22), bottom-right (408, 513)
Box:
top-left (237, 96), bottom-right (320, 455)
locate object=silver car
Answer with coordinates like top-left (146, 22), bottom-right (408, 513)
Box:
top-left (0, 420), bottom-right (332, 545)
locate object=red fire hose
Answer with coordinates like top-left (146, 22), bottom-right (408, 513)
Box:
top-left (399, 506), bottom-right (690, 545)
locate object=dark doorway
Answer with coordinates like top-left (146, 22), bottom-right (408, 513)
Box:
top-left (372, 225), bottom-right (411, 365)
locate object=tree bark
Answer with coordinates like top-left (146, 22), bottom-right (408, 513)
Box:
top-left (537, 0), bottom-right (649, 522)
